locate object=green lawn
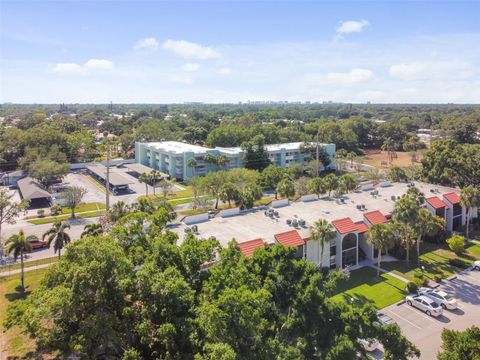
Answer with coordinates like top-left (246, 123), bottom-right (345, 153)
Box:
top-left (381, 243), bottom-right (480, 282)
top-left (60, 202), bottom-right (105, 214)
top-left (142, 186), bottom-right (194, 201)
top-left (332, 267), bottom-right (407, 309)
top-left (28, 209), bottom-right (106, 225)
top-left (0, 268), bottom-right (50, 358)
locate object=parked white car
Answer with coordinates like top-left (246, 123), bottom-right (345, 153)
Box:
top-left (406, 294), bottom-right (443, 317)
top-left (418, 287), bottom-right (457, 310)
top-left (473, 260), bottom-right (480, 271)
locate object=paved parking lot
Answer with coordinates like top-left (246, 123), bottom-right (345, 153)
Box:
top-left (382, 269), bottom-right (480, 359)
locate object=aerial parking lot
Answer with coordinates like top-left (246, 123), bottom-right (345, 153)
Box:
top-left (382, 268), bottom-right (480, 359)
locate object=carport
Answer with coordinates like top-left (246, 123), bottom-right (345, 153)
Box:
top-left (125, 163), bottom-right (169, 179)
top-left (17, 176), bottom-right (51, 208)
top-left (86, 164), bottom-right (133, 194)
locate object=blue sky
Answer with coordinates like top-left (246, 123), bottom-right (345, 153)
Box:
top-left (1, 1), bottom-right (479, 103)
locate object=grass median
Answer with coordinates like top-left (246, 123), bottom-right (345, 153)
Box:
top-left (28, 209), bottom-right (106, 225)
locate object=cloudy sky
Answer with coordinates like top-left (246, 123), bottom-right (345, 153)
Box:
top-left (1, 1), bottom-right (479, 103)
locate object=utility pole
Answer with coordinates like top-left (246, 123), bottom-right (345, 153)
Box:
top-left (105, 143), bottom-right (110, 211)
top-left (316, 130), bottom-right (320, 177)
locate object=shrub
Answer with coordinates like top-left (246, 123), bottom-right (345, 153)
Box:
top-left (50, 205), bottom-right (62, 216)
top-left (37, 209), bottom-right (45, 217)
top-left (447, 234), bottom-right (465, 254)
top-left (448, 258), bottom-right (469, 269)
top-left (413, 271), bottom-right (424, 279)
top-left (406, 282), bottom-right (418, 293)
top-left (413, 276), bottom-right (429, 287)
top-left (434, 275), bottom-right (442, 283)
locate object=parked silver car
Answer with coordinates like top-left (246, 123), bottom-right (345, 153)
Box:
top-left (418, 287), bottom-right (457, 310)
top-left (406, 295), bottom-right (443, 317)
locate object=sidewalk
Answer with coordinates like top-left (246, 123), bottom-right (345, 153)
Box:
top-left (0, 263), bottom-right (53, 278)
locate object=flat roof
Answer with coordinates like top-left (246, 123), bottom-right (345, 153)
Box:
top-left (141, 141), bottom-right (333, 155)
top-left (171, 181), bottom-right (460, 247)
top-left (87, 164), bottom-right (133, 187)
top-left (17, 177), bottom-right (51, 200)
top-left (126, 163), bottom-right (169, 178)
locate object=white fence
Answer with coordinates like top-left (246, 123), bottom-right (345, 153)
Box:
top-left (271, 199), bottom-right (289, 208)
top-left (183, 213), bottom-right (209, 225)
top-left (219, 207), bottom-right (240, 218)
top-left (298, 194), bottom-right (318, 202)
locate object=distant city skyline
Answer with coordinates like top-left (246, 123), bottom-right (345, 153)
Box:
top-left (1, 1), bottom-right (479, 104)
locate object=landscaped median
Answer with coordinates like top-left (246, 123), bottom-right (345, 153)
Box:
top-left (28, 209), bottom-right (106, 225)
top-left (381, 243), bottom-right (480, 283)
top-left (332, 267), bottom-right (408, 309)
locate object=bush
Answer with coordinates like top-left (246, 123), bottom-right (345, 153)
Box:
top-left (447, 235), bottom-right (465, 254)
top-left (413, 276), bottom-right (429, 287)
top-left (50, 205), bottom-right (62, 216)
top-left (37, 209), bottom-right (45, 217)
top-left (448, 258), bottom-right (469, 269)
top-left (406, 282), bottom-right (418, 293)
top-left (434, 275), bottom-right (442, 283)
top-left (413, 271), bottom-right (424, 279)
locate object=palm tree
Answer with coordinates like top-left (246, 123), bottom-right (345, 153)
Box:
top-left (81, 223), bottom-right (103, 238)
top-left (150, 170), bottom-right (162, 196)
top-left (310, 219), bottom-right (336, 267)
top-left (110, 201), bottom-right (130, 222)
top-left (43, 221), bottom-right (71, 259)
top-left (381, 138), bottom-right (395, 164)
top-left (4, 230), bottom-right (35, 290)
top-left (367, 223), bottom-right (397, 279)
top-left (412, 209), bottom-right (444, 266)
top-left (139, 173), bottom-right (151, 196)
top-left (392, 195), bottom-right (419, 266)
top-left (460, 185), bottom-right (479, 240)
top-left (334, 149), bottom-right (348, 171)
top-left (187, 158), bottom-right (197, 177)
top-left (346, 152), bottom-right (356, 168)
top-left (217, 155), bottom-right (229, 170)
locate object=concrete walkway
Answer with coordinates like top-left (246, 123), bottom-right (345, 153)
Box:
top-left (366, 263), bottom-right (411, 283)
top-left (0, 262), bottom-right (53, 278)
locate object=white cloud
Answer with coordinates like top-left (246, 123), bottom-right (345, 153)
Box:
top-left (51, 59), bottom-right (114, 74)
top-left (389, 61), bottom-right (475, 81)
top-left (326, 68), bottom-right (374, 84)
top-left (134, 37), bottom-right (159, 50)
top-left (162, 39), bottom-right (221, 59)
top-left (84, 59), bottom-right (114, 70)
top-left (336, 20), bottom-right (370, 36)
top-left (217, 67), bottom-right (232, 75)
top-left (182, 63), bottom-right (200, 72)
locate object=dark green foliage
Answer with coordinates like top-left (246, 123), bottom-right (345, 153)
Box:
top-left (438, 326), bottom-right (480, 360)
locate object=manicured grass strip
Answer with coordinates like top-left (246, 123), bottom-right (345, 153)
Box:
top-left (466, 244), bottom-right (480, 258)
top-left (0, 257), bottom-right (57, 273)
top-left (381, 245), bottom-right (479, 282)
top-left (332, 267), bottom-right (407, 309)
top-left (28, 210), bottom-right (106, 225)
top-left (60, 202), bottom-right (105, 214)
top-left (0, 268), bottom-right (49, 357)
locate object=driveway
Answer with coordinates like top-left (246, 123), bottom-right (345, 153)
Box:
top-left (382, 269), bottom-right (480, 359)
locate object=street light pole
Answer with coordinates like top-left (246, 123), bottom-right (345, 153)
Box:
top-left (105, 143), bottom-right (110, 211)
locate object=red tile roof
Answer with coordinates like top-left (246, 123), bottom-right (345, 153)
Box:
top-left (237, 239), bottom-right (265, 258)
top-left (364, 210), bottom-right (388, 225)
top-left (332, 217), bottom-right (358, 234)
top-left (355, 221), bottom-right (369, 233)
top-left (443, 192), bottom-right (460, 205)
top-left (274, 230), bottom-right (305, 247)
top-left (426, 196), bottom-right (450, 209)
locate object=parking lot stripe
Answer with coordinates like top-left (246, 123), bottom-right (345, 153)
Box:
top-left (384, 308), bottom-right (422, 330)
